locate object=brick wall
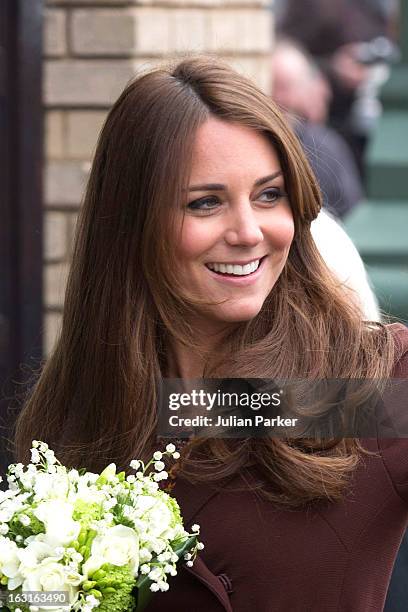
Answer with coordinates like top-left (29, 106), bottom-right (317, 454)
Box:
top-left (43, 0), bottom-right (274, 354)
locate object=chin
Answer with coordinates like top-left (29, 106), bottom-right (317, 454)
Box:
top-left (214, 301), bottom-right (265, 324)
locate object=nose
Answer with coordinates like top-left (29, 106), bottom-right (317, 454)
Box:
top-left (224, 202), bottom-right (264, 247)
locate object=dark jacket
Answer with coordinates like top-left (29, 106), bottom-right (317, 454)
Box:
top-left (148, 323), bottom-right (408, 611)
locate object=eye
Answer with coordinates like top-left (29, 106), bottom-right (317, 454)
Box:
top-left (187, 196), bottom-right (221, 213)
top-left (257, 187), bottom-right (286, 204)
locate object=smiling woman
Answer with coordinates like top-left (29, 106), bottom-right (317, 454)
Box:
top-left (176, 118), bottom-right (294, 334)
top-left (13, 56), bottom-right (408, 611)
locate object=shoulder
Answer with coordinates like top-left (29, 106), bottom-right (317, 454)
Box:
top-left (311, 211), bottom-right (380, 321)
top-left (363, 323), bottom-right (408, 506)
top-left (311, 210), bottom-right (360, 257)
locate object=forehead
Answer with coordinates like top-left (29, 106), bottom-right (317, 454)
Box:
top-left (189, 117), bottom-right (282, 182)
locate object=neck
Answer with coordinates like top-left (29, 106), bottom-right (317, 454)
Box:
top-left (166, 321), bottom-right (232, 379)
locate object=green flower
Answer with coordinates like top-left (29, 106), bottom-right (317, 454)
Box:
top-left (73, 500), bottom-right (103, 525)
top-left (88, 564), bottom-right (136, 612)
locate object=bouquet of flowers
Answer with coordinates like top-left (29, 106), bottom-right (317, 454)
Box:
top-left (0, 441), bottom-right (202, 612)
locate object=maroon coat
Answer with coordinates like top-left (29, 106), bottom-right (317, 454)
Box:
top-left (148, 323), bottom-right (408, 612)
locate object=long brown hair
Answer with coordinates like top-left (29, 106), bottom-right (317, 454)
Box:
top-left (14, 56), bottom-right (395, 507)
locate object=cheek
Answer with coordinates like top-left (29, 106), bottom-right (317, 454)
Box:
top-left (268, 217), bottom-right (295, 251)
top-left (177, 219), bottom-right (214, 261)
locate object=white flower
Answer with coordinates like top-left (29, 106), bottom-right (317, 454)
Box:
top-left (21, 558), bottom-right (80, 610)
top-left (8, 463), bottom-right (24, 478)
top-left (153, 471), bottom-right (168, 482)
top-left (0, 536), bottom-right (23, 589)
top-left (19, 474), bottom-right (34, 491)
top-left (0, 506), bottom-right (16, 523)
top-left (68, 468), bottom-right (80, 482)
top-left (32, 470), bottom-right (69, 501)
top-left (172, 452), bottom-right (180, 460)
top-left (19, 514), bottom-right (31, 526)
top-left (132, 495), bottom-right (156, 516)
top-left (83, 525), bottom-right (139, 577)
top-left (191, 524), bottom-right (200, 533)
top-left (148, 567), bottom-right (161, 581)
top-left (17, 535), bottom-right (60, 575)
top-left (85, 594), bottom-right (100, 608)
top-left (186, 560), bottom-right (194, 567)
top-left (158, 580), bottom-right (169, 592)
top-left (74, 483), bottom-right (105, 506)
top-left (133, 496), bottom-right (173, 539)
top-left (30, 448), bottom-right (41, 464)
top-left (43, 449), bottom-right (57, 465)
top-left (151, 539), bottom-right (166, 555)
top-left (102, 497), bottom-right (117, 512)
top-left (71, 552), bottom-right (83, 564)
top-left (0, 444), bottom-right (198, 609)
top-left (33, 500), bottom-right (80, 547)
top-left (139, 548), bottom-right (152, 563)
top-left (145, 481), bottom-right (159, 494)
top-left (64, 566), bottom-right (83, 586)
top-left (150, 583), bottom-right (160, 592)
top-left (197, 542), bottom-right (205, 550)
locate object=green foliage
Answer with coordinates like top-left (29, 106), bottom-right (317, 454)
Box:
top-left (89, 564), bottom-right (136, 612)
top-left (7, 510), bottom-right (44, 543)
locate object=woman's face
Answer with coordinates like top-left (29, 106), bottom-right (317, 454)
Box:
top-left (176, 117), bottom-right (294, 330)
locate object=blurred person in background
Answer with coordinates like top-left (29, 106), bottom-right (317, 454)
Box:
top-left (311, 209), bottom-right (380, 321)
top-left (276, 0), bottom-right (399, 177)
top-left (271, 38), bottom-right (364, 220)
top-left (273, 13), bottom-right (407, 607)
top-left (271, 39), bottom-right (380, 322)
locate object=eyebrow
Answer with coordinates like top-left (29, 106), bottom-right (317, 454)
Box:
top-left (188, 171), bottom-right (283, 192)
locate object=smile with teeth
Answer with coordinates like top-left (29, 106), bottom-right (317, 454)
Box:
top-left (206, 258), bottom-right (263, 276)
